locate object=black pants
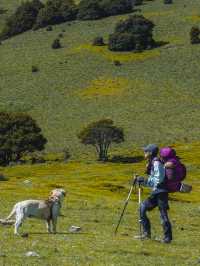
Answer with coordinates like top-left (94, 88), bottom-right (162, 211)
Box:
top-left (140, 192), bottom-right (172, 240)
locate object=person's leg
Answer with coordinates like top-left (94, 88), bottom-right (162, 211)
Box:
top-left (158, 193), bottom-right (172, 242)
top-left (140, 197), bottom-right (156, 238)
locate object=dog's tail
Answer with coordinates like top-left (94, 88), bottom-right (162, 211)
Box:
top-left (0, 205), bottom-right (16, 225)
top-left (5, 204), bottom-right (17, 221)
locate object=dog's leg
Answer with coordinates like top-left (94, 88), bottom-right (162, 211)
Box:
top-left (46, 219), bottom-right (52, 233)
top-left (14, 211), bottom-right (24, 235)
top-left (52, 218), bottom-right (57, 234)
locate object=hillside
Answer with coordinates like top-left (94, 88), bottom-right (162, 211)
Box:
top-left (0, 0), bottom-right (200, 156)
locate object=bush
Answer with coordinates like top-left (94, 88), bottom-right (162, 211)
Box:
top-left (52, 38), bottom-right (61, 49)
top-left (0, 112), bottom-right (47, 166)
top-left (92, 36), bottom-right (105, 46)
top-left (34, 0), bottom-right (77, 29)
top-left (0, 0), bottom-right (44, 40)
top-left (77, 0), bottom-right (105, 20)
top-left (113, 60), bottom-right (122, 66)
top-left (32, 65), bottom-right (39, 72)
top-left (108, 15), bottom-right (155, 51)
top-left (101, 0), bottom-right (133, 16)
top-left (109, 32), bottom-right (134, 51)
top-left (190, 26), bottom-right (200, 44)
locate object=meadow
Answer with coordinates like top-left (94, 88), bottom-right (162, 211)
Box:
top-left (0, 143), bottom-right (200, 265)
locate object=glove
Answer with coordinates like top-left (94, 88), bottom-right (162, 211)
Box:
top-left (132, 176), bottom-right (145, 185)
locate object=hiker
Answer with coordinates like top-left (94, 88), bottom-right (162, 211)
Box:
top-left (134, 144), bottom-right (172, 243)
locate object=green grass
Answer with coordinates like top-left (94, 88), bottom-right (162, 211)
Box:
top-left (0, 0), bottom-right (200, 156)
top-left (0, 142), bottom-right (200, 265)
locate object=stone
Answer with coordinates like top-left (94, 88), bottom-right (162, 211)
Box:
top-left (69, 225), bottom-right (82, 233)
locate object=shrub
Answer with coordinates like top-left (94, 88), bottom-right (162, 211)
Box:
top-left (190, 26), bottom-right (200, 44)
top-left (0, 112), bottom-right (47, 166)
top-left (108, 15), bottom-right (155, 51)
top-left (92, 36), bottom-right (105, 46)
top-left (0, 0), bottom-right (44, 40)
top-left (32, 65), bottom-right (39, 72)
top-left (52, 38), bottom-right (61, 49)
top-left (113, 60), bottom-right (122, 66)
top-left (77, 0), bottom-right (105, 20)
top-left (58, 33), bottom-right (64, 38)
top-left (101, 0), bottom-right (133, 16)
top-left (109, 32), bottom-right (134, 51)
top-left (34, 0), bottom-right (77, 29)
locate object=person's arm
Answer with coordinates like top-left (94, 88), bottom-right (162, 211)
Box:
top-left (147, 161), bottom-right (165, 188)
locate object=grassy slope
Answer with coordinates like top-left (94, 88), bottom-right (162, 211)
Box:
top-left (0, 0), bottom-right (200, 155)
top-left (0, 143), bottom-right (200, 265)
top-left (0, 2), bottom-right (200, 264)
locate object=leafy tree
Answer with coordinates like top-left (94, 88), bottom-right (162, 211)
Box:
top-left (77, 0), bottom-right (133, 20)
top-left (109, 15), bottom-right (155, 51)
top-left (78, 119), bottom-right (124, 161)
top-left (0, 112), bottom-right (47, 166)
top-left (0, 0), bottom-right (44, 40)
top-left (109, 32), bottom-right (134, 51)
top-left (190, 26), bottom-right (200, 44)
top-left (34, 0), bottom-right (77, 29)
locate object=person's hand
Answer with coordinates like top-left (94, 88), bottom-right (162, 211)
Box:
top-left (132, 175), bottom-right (144, 185)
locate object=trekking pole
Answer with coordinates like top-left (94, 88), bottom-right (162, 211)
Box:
top-left (114, 177), bottom-right (137, 235)
top-left (138, 182), bottom-right (142, 239)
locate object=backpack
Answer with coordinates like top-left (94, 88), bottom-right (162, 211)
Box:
top-left (160, 147), bottom-right (187, 193)
top-left (165, 158), bottom-right (187, 192)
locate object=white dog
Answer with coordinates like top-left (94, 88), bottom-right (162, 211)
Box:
top-left (2, 188), bottom-right (66, 235)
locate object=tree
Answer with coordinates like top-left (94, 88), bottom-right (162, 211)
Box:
top-left (0, 0), bottom-right (44, 40)
top-left (77, 0), bottom-right (133, 20)
top-left (78, 119), bottom-right (124, 161)
top-left (190, 26), bottom-right (200, 44)
top-left (34, 0), bottom-right (77, 29)
top-left (108, 15), bottom-right (155, 51)
top-left (109, 32), bottom-right (134, 51)
top-left (0, 112), bottom-right (47, 166)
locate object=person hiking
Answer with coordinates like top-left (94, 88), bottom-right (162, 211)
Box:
top-left (134, 144), bottom-right (172, 243)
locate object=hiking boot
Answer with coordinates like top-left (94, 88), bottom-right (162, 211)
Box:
top-left (161, 238), bottom-right (172, 244)
top-left (134, 233), bottom-right (151, 240)
top-left (154, 237), bottom-right (172, 244)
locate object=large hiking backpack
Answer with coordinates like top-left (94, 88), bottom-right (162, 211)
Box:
top-left (160, 147), bottom-right (187, 193)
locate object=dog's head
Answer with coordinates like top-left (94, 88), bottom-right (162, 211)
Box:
top-left (50, 188), bottom-right (66, 202)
